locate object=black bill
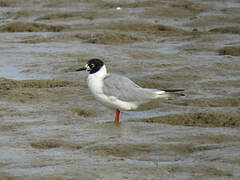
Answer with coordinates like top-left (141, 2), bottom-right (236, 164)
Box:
top-left (76, 67), bottom-right (87, 71)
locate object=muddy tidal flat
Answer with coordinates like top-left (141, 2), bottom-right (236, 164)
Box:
top-left (0, 0), bottom-right (240, 179)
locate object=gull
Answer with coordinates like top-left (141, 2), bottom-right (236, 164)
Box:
top-left (77, 59), bottom-right (184, 124)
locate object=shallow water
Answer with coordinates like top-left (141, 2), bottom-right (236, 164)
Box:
top-left (0, 65), bottom-right (27, 80)
top-left (0, 0), bottom-right (240, 179)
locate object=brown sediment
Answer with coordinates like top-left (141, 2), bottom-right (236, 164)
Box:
top-left (0, 122), bottom-right (26, 131)
top-left (94, 22), bottom-right (194, 36)
top-left (19, 34), bottom-right (75, 44)
top-left (172, 97), bottom-right (240, 107)
top-left (0, 22), bottom-right (70, 32)
top-left (0, 120), bottom-right (46, 132)
top-left (0, 1), bottom-right (11, 7)
top-left (20, 32), bottom-right (146, 44)
top-left (43, 0), bottom-right (100, 8)
top-left (36, 12), bottom-right (92, 21)
top-left (83, 32), bottom-right (146, 44)
top-left (0, 172), bottom-right (17, 180)
top-left (166, 143), bottom-right (217, 155)
top-left (199, 80), bottom-right (240, 88)
top-left (167, 164), bottom-right (232, 177)
top-left (3, 9), bottom-right (46, 20)
top-left (134, 111), bottom-right (240, 127)
top-left (30, 139), bottom-right (92, 150)
top-left (97, 1), bottom-right (162, 9)
top-left (85, 141), bottom-right (226, 161)
top-left (0, 78), bottom-right (78, 90)
top-left (219, 46), bottom-right (240, 56)
top-left (165, 134), bottom-right (240, 144)
top-left (184, 16), bottom-right (240, 29)
top-left (69, 106), bottom-right (100, 117)
top-left (30, 139), bottom-right (65, 149)
top-left (3, 89), bottom-right (41, 103)
top-left (0, 0), bottom-right (30, 7)
top-left (49, 20), bottom-right (199, 36)
top-left (189, 134), bottom-right (240, 144)
top-left (85, 143), bottom-right (155, 157)
top-left (18, 21), bottom-right (197, 44)
top-left (0, 78), bottom-right (81, 104)
top-left (144, 1), bottom-right (212, 18)
top-left (209, 26), bottom-right (240, 34)
top-left (36, 10), bottom-right (120, 21)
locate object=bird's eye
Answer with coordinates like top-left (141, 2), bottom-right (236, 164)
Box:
top-left (89, 64), bottom-right (95, 69)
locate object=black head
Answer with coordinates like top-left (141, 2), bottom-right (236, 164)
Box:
top-left (76, 59), bottom-right (104, 74)
top-left (87, 59), bottom-right (104, 74)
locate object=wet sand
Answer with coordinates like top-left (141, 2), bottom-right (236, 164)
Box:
top-left (0, 0), bottom-right (240, 179)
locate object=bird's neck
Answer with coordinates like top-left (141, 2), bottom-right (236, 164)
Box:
top-left (87, 65), bottom-right (107, 95)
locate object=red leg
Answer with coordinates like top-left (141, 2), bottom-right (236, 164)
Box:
top-left (115, 109), bottom-right (120, 124)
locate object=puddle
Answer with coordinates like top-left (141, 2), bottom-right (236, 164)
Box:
top-left (0, 65), bottom-right (51, 80)
top-left (0, 65), bottom-right (29, 80)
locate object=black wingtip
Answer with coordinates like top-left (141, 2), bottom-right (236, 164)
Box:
top-left (164, 89), bottom-right (184, 93)
top-left (164, 89), bottom-right (185, 96)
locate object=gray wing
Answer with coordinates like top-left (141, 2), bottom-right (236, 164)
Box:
top-left (103, 74), bottom-right (158, 102)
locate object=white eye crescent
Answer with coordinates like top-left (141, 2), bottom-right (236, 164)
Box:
top-left (90, 64), bottom-right (95, 68)
top-left (85, 64), bottom-right (91, 71)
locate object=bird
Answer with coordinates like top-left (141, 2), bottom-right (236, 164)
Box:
top-left (76, 58), bottom-right (184, 124)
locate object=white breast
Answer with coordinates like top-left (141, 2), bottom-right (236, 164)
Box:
top-left (87, 65), bottom-right (106, 96)
top-left (87, 65), bottom-right (138, 110)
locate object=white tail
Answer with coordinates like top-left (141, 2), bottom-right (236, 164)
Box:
top-left (156, 89), bottom-right (184, 99)
top-left (155, 90), bottom-right (170, 99)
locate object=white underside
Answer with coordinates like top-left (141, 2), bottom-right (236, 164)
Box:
top-left (95, 94), bottom-right (139, 110)
top-left (87, 65), bottom-right (167, 110)
top-left (87, 65), bottom-right (138, 110)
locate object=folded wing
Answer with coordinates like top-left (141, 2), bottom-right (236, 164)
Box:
top-left (103, 74), bottom-right (163, 102)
